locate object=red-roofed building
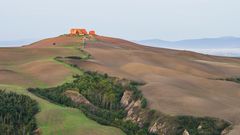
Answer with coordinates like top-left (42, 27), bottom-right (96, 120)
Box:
top-left (89, 30), bottom-right (96, 35)
top-left (70, 29), bottom-right (78, 35)
top-left (70, 28), bottom-right (88, 35)
top-left (80, 29), bottom-right (88, 35)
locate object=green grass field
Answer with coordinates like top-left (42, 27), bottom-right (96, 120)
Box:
top-left (0, 84), bottom-right (125, 135)
top-left (0, 45), bottom-right (125, 135)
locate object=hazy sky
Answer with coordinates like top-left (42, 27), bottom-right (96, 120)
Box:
top-left (0, 0), bottom-right (240, 41)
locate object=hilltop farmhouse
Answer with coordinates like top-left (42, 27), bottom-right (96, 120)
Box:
top-left (70, 28), bottom-right (96, 36)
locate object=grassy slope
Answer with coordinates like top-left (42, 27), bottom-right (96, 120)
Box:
top-left (0, 44), bottom-right (125, 135)
top-left (0, 84), bottom-right (124, 135)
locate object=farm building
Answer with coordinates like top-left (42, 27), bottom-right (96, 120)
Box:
top-left (70, 29), bottom-right (88, 35)
top-left (89, 30), bottom-right (96, 35)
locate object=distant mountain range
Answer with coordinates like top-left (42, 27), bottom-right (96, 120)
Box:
top-left (136, 37), bottom-right (240, 57)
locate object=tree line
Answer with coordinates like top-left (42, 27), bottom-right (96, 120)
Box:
top-left (0, 90), bottom-right (39, 135)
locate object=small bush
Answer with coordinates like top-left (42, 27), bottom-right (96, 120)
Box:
top-left (141, 98), bottom-right (147, 108)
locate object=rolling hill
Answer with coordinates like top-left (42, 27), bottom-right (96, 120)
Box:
top-left (0, 37), bottom-right (125, 135)
top-left (1, 35), bottom-right (240, 134)
top-left (73, 36), bottom-right (240, 134)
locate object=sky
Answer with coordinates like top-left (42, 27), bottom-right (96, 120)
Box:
top-left (0, 0), bottom-right (240, 41)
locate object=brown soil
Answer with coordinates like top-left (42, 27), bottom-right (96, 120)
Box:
top-left (1, 35), bottom-right (240, 134)
top-left (0, 46), bottom-right (82, 87)
top-left (79, 36), bottom-right (240, 134)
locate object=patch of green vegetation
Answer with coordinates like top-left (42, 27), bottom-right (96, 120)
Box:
top-left (28, 72), bottom-right (152, 135)
top-left (217, 77), bottom-right (240, 83)
top-left (0, 85), bottom-right (125, 135)
top-left (176, 116), bottom-right (230, 135)
top-left (28, 71), bottom-right (230, 135)
top-left (37, 105), bottom-right (124, 135)
top-left (0, 90), bottom-right (40, 135)
top-left (128, 81), bottom-right (146, 101)
top-left (0, 84), bottom-right (24, 92)
top-left (54, 57), bottom-right (77, 68)
top-left (141, 98), bottom-right (147, 108)
top-left (72, 72), bottom-right (125, 110)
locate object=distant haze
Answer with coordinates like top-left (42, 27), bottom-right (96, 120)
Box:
top-left (0, 39), bottom-right (39, 47)
top-left (136, 37), bottom-right (240, 57)
top-left (0, 0), bottom-right (240, 42)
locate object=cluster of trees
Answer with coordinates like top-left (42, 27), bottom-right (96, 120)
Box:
top-left (0, 90), bottom-right (39, 135)
top-left (28, 71), bottom-right (229, 135)
top-left (176, 116), bottom-right (230, 135)
top-left (127, 81), bottom-right (148, 108)
top-left (28, 72), bottom-right (153, 135)
top-left (71, 72), bottom-right (125, 110)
